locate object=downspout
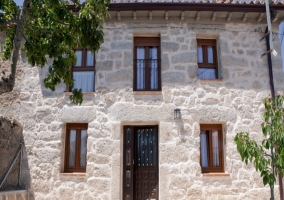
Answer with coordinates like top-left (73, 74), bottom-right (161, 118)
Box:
top-left (265, 0), bottom-right (275, 99)
top-left (265, 26), bottom-right (275, 99)
top-left (264, 0), bottom-right (283, 198)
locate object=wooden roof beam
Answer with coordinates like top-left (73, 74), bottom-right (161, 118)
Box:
top-left (117, 11), bottom-right (121, 20)
top-left (149, 11), bottom-right (153, 20)
top-left (242, 12), bottom-right (248, 22)
top-left (196, 11), bottom-right (201, 21)
top-left (257, 13), bottom-right (264, 22)
top-left (227, 12), bottom-right (232, 22)
top-left (181, 11), bottom-right (185, 20)
top-left (211, 12), bottom-right (217, 21)
top-left (272, 12), bottom-right (280, 22)
top-left (133, 11), bottom-right (137, 20)
top-left (165, 11), bottom-right (169, 20)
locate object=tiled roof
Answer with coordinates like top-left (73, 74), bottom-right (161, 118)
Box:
top-left (110, 0), bottom-right (283, 4)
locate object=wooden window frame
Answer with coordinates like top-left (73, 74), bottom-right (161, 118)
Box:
top-left (70, 48), bottom-right (96, 92)
top-left (133, 37), bottom-right (161, 91)
top-left (197, 39), bottom-right (218, 79)
top-left (64, 123), bottom-right (88, 173)
top-left (200, 124), bottom-right (224, 173)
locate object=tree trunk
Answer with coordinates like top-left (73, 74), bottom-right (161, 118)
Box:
top-left (279, 173), bottom-right (284, 200)
top-left (0, 0), bottom-right (31, 95)
top-left (270, 185), bottom-right (274, 200)
top-left (0, 74), bottom-right (14, 94)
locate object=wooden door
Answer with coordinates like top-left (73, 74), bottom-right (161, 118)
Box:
top-left (123, 126), bottom-right (159, 200)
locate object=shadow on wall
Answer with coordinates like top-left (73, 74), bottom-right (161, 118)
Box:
top-left (0, 116), bottom-right (34, 198)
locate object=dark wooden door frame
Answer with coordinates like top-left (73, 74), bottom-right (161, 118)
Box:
top-left (123, 125), bottom-right (159, 200)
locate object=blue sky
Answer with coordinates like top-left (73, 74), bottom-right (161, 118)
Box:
top-left (14, 0), bottom-right (23, 5)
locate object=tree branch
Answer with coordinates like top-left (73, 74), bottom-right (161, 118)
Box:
top-left (264, 152), bottom-right (273, 158)
top-left (50, 17), bottom-right (69, 26)
top-left (9, 0), bottom-right (31, 87)
top-left (245, 140), bottom-right (272, 159)
top-left (25, 24), bottom-right (41, 41)
top-left (22, 34), bottom-right (35, 48)
top-left (0, 19), bottom-right (17, 28)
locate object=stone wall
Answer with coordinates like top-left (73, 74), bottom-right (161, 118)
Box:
top-left (0, 117), bottom-right (22, 191)
top-left (0, 22), bottom-right (283, 199)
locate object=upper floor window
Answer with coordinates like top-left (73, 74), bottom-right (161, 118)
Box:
top-left (65, 123), bottom-right (88, 172)
top-left (200, 124), bottom-right (224, 173)
top-left (197, 39), bottom-right (218, 79)
top-left (71, 49), bottom-right (95, 92)
top-left (134, 37), bottom-right (161, 91)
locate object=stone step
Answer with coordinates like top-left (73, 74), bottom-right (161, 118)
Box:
top-left (0, 190), bottom-right (28, 200)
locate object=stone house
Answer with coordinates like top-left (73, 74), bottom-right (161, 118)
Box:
top-left (1, 1), bottom-right (284, 200)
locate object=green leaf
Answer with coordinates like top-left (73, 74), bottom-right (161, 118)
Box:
top-left (263, 175), bottom-right (269, 186)
top-left (1, 0), bottom-right (109, 104)
top-left (266, 141), bottom-right (270, 149)
top-left (69, 89), bottom-right (83, 105)
top-left (234, 95), bottom-right (284, 199)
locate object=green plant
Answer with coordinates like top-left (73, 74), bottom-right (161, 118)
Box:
top-left (0, 0), bottom-right (109, 104)
top-left (235, 95), bottom-right (284, 200)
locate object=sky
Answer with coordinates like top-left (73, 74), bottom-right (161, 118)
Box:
top-left (14, 0), bottom-right (23, 5)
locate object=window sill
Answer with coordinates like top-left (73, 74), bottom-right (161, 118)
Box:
top-left (202, 173), bottom-right (230, 177)
top-left (199, 79), bottom-right (222, 82)
top-left (59, 172), bottom-right (86, 179)
top-left (64, 92), bottom-right (95, 96)
top-left (133, 91), bottom-right (162, 95)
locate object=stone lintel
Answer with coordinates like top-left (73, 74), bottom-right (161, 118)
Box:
top-left (109, 103), bottom-right (174, 121)
top-left (56, 106), bottom-right (96, 122)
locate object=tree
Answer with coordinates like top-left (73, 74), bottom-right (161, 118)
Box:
top-left (235, 95), bottom-right (284, 200)
top-left (0, 0), bottom-right (109, 104)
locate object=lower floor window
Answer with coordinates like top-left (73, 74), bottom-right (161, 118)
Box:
top-left (200, 124), bottom-right (224, 173)
top-left (65, 123), bottom-right (88, 172)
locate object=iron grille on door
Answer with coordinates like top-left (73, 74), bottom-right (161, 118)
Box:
top-left (123, 126), bottom-right (159, 200)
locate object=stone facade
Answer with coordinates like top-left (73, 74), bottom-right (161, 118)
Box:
top-left (1, 20), bottom-right (284, 199)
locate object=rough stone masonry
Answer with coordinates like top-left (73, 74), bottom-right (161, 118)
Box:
top-left (0, 21), bottom-right (284, 200)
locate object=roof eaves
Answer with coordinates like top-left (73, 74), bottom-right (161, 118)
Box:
top-left (107, 3), bottom-right (284, 12)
